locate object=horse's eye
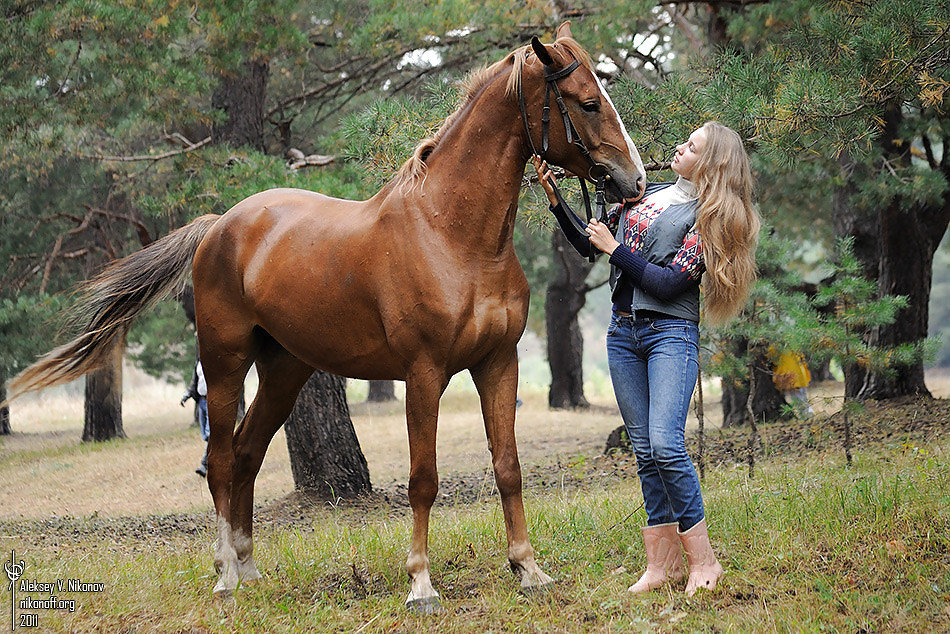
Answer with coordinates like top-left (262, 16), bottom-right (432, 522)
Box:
top-left (581, 101), bottom-right (600, 113)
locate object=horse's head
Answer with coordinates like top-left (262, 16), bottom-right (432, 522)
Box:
top-left (520, 22), bottom-right (645, 202)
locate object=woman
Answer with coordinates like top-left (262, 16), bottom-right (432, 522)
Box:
top-left (534, 121), bottom-right (760, 597)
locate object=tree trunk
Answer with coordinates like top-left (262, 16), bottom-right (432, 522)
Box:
top-left (0, 377), bottom-right (10, 435)
top-left (546, 230), bottom-right (593, 409)
top-left (284, 371), bottom-right (371, 499)
top-left (82, 336), bottom-right (126, 442)
top-left (860, 195), bottom-right (935, 398)
top-left (706, 4), bottom-right (730, 47)
top-left (211, 58), bottom-right (269, 151)
top-left (833, 105), bottom-right (950, 400)
top-left (366, 380), bottom-right (397, 403)
top-left (720, 339), bottom-right (786, 427)
top-left (745, 350), bottom-right (759, 479)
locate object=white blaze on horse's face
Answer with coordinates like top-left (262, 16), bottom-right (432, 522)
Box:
top-left (595, 76), bottom-right (645, 182)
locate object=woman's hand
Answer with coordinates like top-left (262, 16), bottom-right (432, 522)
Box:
top-left (586, 218), bottom-right (620, 255)
top-left (532, 155), bottom-right (559, 206)
top-left (534, 156), bottom-right (619, 255)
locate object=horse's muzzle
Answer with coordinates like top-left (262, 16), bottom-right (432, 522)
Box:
top-left (602, 169), bottom-right (644, 204)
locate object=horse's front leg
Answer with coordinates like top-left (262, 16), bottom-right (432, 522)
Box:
top-left (470, 347), bottom-right (554, 591)
top-left (404, 368), bottom-right (449, 614)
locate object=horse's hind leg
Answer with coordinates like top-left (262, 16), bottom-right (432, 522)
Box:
top-left (470, 345), bottom-right (554, 591)
top-left (201, 333), bottom-right (255, 597)
top-left (229, 344), bottom-right (314, 587)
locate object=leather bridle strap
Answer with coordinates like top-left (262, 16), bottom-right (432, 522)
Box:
top-left (540, 61), bottom-right (579, 154)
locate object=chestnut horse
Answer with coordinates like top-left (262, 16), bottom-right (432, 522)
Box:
top-left (10, 22), bottom-right (644, 611)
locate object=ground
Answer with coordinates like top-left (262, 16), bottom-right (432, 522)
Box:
top-left (1, 368), bottom-right (947, 541)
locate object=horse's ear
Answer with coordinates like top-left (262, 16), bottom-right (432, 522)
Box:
top-left (531, 36), bottom-right (555, 66)
top-left (556, 21), bottom-right (573, 40)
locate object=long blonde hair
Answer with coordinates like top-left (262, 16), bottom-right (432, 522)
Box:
top-left (691, 121), bottom-right (761, 324)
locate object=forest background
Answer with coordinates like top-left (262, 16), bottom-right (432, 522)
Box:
top-left (3, 4), bottom-right (950, 629)
top-left (1, 0), bottom-right (949, 439)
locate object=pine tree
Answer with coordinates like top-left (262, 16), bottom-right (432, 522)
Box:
top-left (704, 0), bottom-right (950, 399)
top-left (809, 238), bottom-right (934, 464)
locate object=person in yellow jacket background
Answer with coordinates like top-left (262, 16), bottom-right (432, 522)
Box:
top-left (772, 349), bottom-right (815, 417)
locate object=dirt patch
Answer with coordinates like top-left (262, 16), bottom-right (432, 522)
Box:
top-left (692, 393), bottom-right (950, 466)
top-left (4, 394), bottom-right (947, 545)
top-left (0, 384), bottom-right (625, 520)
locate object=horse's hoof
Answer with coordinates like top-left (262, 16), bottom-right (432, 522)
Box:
top-left (519, 568), bottom-right (556, 596)
top-left (212, 587), bottom-right (235, 602)
top-left (238, 568), bottom-right (263, 585)
top-left (406, 595), bottom-right (444, 615)
top-left (213, 577), bottom-right (238, 601)
top-left (520, 579), bottom-right (555, 596)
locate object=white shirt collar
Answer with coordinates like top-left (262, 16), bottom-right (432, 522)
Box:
top-left (669, 176), bottom-right (698, 202)
top-left (644, 176), bottom-right (697, 208)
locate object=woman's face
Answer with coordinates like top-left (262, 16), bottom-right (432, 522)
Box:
top-left (671, 127), bottom-right (707, 180)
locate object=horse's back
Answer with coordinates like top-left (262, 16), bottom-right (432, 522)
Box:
top-left (228, 187), bottom-right (369, 224)
top-left (198, 186), bottom-right (375, 258)
top-left (191, 186), bottom-right (409, 376)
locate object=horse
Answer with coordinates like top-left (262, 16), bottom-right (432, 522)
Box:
top-left (9, 21), bottom-right (645, 612)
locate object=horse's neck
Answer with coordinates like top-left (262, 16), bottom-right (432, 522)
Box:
top-left (413, 77), bottom-right (528, 255)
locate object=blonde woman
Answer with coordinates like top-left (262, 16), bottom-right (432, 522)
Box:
top-left (534, 121), bottom-right (760, 596)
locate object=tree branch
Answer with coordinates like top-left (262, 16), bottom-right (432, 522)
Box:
top-left (80, 136), bottom-right (211, 163)
top-left (667, 4), bottom-right (704, 56)
top-left (87, 205), bottom-right (154, 246)
top-left (288, 153), bottom-right (336, 170)
top-left (39, 234), bottom-right (63, 295)
top-left (28, 213), bottom-right (85, 238)
top-left (921, 133), bottom-right (938, 170)
top-left (38, 207), bottom-right (94, 294)
top-left (662, 0), bottom-right (773, 5)
top-left (52, 40), bottom-right (82, 99)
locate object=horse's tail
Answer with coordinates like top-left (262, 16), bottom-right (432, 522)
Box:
top-left (7, 214), bottom-right (221, 402)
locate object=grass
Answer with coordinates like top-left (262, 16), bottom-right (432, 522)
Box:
top-left (6, 433), bottom-right (949, 632)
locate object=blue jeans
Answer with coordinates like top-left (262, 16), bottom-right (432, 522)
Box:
top-left (606, 312), bottom-right (704, 531)
top-left (197, 397), bottom-right (210, 441)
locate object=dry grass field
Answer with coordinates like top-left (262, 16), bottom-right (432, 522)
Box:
top-left (1, 366), bottom-right (623, 520)
top-left (2, 364), bottom-right (948, 521)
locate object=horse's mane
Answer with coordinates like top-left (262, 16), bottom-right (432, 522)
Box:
top-left (391, 35), bottom-right (595, 193)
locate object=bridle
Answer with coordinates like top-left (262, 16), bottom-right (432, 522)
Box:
top-left (518, 53), bottom-right (610, 262)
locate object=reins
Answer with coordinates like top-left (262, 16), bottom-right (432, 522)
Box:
top-left (518, 54), bottom-right (609, 262)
